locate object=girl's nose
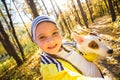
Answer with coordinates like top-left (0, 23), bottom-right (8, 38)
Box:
top-left (47, 37), bottom-right (53, 43)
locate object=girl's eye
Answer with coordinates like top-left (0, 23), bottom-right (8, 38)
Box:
top-left (39, 36), bottom-right (45, 40)
top-left (53, 31), bottom-right (58, 35)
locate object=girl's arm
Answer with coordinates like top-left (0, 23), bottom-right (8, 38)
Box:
top-left (40, 63), bottom-right (104, 80)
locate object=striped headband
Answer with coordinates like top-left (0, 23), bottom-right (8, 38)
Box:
top-left (31, 15), bottom-right (57, 42)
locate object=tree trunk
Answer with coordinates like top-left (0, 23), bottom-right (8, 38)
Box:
top-left (77, 0), bottom-right (88, 28)
top-left (41, 0), bottom-right (50, 15)
top-left (12, 0), bottom-right (33, 42)
top-left (54, 0), bottom-right (71, 35)
top-left (0, 9), bottom-right (18, 49)
top-left (99, 3), bottom-right (104, 16)
top-left (103, 0), bottom-right (109, 11)
top-left (59, 22), bottom-right (65, 34)
top-left (49, 0), bottom-right (65, 34)
top-left (23, 10), bottom-right (33, 21)
top-left (85, 0), bottom-right (94, 23)
top-left (108, 0), bottom-right (116, 22)
top-left (67, 16), bottom-right (73, 30)
top-left (1, 0), bottom-right (25, 61)
top-left (113, 0), bottom-right (120, 14)
top-left (71, 0), bottom-right (83, 26)
top-left (49, 0), bottom-right (58, 18)
top-left (25, 0), bottom-right (39, 18)
top-left (0, 21), bottom-right (23, 66)
top-left (62, 16), bottom-right (71, 35)
top-left (36, 0), bottom-right (46, 15)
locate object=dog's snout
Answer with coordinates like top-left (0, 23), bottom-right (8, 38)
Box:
top-left (107, 49), bottom-right (113, 54)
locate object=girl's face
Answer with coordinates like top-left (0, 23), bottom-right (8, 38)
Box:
top-left (35, 22), bottom-right (62, 55)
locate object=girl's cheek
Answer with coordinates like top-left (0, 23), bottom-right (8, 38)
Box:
top-left (55, 34), bottom-right (62, 39)
top-left (39, 42), bottom-right (46, 51)
top-left (37, 41), bottom-right (45, 47)
top-left (58, 35), bottom-right (62, 41)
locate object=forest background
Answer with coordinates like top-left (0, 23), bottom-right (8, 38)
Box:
top-left (0, 0), bottom-right (120, 80)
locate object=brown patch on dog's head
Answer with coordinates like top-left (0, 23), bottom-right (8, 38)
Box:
top-left (88, 40), bottom-right (99, 49)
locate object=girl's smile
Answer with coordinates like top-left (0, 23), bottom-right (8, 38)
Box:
top-left (48, 44), bottom-right (57, 49)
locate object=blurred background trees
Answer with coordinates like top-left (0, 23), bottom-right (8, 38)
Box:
top-left (0, 0), bottom-right (119, 78)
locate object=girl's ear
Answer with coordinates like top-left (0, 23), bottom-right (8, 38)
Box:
top-left (72, 32), bottom-right (84, 43)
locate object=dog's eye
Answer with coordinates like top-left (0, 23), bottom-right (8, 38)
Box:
top-left (88, 41), bottom-right (99, 49)
top-left (98, 39), bottom-right (101, 41)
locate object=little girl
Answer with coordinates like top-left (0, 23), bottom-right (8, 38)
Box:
top-left (31, 15), bottom-right (104, 80)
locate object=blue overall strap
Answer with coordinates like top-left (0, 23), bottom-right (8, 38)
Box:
top-left (41, 52), bottom-right (64, 72)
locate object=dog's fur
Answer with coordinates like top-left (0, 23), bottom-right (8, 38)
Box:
top-left (72, 32), bottom-right (113, 60)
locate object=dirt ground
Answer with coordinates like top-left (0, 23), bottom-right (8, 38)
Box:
top-left (1, 15), bottom-right (120, 80)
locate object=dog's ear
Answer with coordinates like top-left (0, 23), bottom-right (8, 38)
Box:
top-left (72, 32), bottom-right (84, 43)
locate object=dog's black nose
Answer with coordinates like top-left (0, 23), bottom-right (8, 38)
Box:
top-left (107, 49), bottom-right (113, 54)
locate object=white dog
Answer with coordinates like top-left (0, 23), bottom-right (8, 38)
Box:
top-left (72, 32), bottom-right (113, 61)
top-left (62, 32), bottom-right (113, 79)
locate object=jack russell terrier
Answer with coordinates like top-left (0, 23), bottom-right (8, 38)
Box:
top-left (72, 32), bottom-right (113, 61)
top-left (62, 32), bottom-right (113, 79)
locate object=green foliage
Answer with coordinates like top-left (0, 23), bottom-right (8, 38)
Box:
top-left (0, 64), bottom-right (4, 73)
top-left (11, 25), bottom-right (38, 55)
top-left (0, 57), bottom-right (16, 77)
top-left (0, 43), bottom-right (6, 55)
top-left (114, 17), bottom-right (120, 29)
top-left (0, 40), bottom-right (38, 77)
top-left (112, 16), bottom-right (120, 33)
top-left (24, 42), bottom-right (38, 55)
